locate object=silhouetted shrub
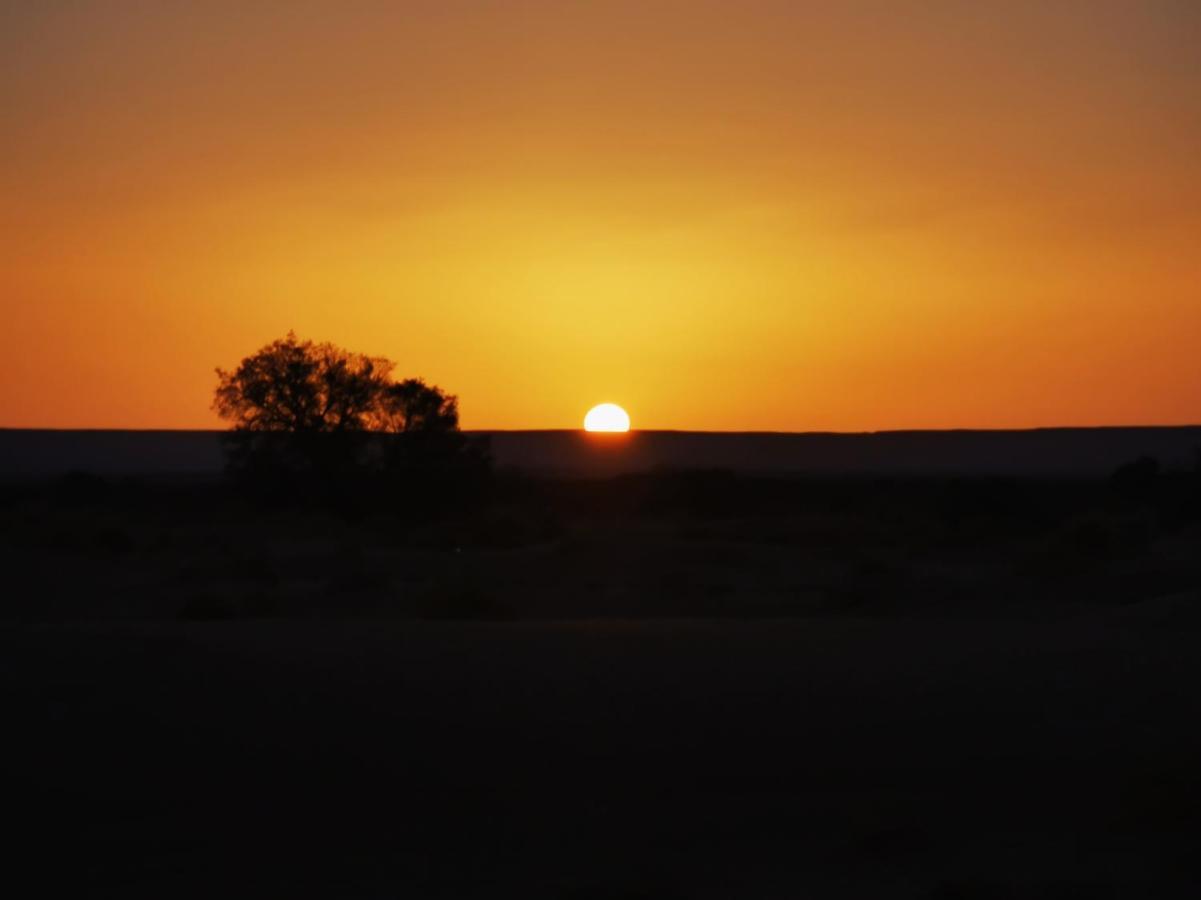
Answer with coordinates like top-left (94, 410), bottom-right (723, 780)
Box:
top-left (1111, 455), bottom-right (1160, 494)
top-left (1043, 511), bottom-right (1155, 564)
top-left (51, 471), bottom-right (110, 505)
top-left (321, 544), bottom-right (391, 597)
top-left (418, 566), bottom-right (509, 619)
top-left (92, 524), bottom-right (136, 555)
top-left (213, 333), bottom-right (490, 507)
top-left (927, 882), bottom-right (1012, 900)
top-left (178, 589), bottom-right (276, 621)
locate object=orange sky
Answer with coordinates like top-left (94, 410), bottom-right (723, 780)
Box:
top-left (2, 1), bottom-right (1199, 430)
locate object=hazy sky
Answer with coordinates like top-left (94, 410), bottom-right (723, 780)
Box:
top-left (3, 1), bottom-right (1199, 430)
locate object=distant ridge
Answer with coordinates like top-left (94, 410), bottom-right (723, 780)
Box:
top-left (2, 427), bottom-right (1199, 480)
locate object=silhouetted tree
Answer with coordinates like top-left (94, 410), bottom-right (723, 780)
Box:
top-left (214, 333), bottom-right (397, 434)
top-left (214, 333), bottom-right (487, 503)
top-left (381, 378), bottom-right (460, 433)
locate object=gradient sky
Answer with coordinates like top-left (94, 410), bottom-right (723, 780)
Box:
top-left (3, 1), bottom-right (1199, 430)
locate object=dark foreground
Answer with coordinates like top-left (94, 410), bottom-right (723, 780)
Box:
top-left (5, 468), bottom-right (1201, 896)
top-left (8, 617), bottom-right (1201, 898)
top-left (5, 426), bottom-right (1201, 479)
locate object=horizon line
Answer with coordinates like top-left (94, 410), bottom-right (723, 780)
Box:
top-left (3, 424), bottom-right (1200, 436)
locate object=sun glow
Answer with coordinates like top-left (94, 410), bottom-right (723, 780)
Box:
top-left (3, 5), bottom-right (1201, 432)
top-left (584, 403), bottom-right (630, 432)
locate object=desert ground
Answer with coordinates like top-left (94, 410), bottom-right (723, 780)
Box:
top-left (4, 431), bottom-right (1201, 897)
top-left (7, 614), bottom-right (1201, 898)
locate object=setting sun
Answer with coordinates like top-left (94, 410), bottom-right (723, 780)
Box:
top-left (584, 404), bottom-right (631, 433)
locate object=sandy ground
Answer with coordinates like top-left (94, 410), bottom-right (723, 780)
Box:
top-left (7, 614), bottom-right (1201, 897)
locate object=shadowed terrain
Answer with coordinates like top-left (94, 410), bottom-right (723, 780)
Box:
top-left (8, 617), bottom-right (1201, 897)
top-left (5, 460), bottom-right (1201, 896)
top-left (4, 426), bottom-right (1201, 478)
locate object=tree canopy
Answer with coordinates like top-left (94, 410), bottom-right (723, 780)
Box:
top-left (213, 334), bottom-right (483, 496)
top-left (213, 333), bottom-right (458, 435)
